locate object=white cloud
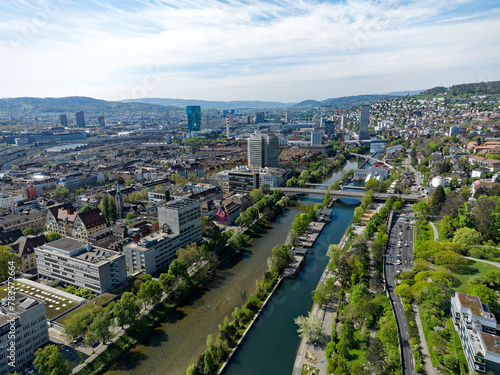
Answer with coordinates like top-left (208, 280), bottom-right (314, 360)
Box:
top-left (0, 0), bottom-right (499, 101)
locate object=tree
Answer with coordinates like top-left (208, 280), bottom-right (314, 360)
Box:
top-left (159, 273), bottom-right (176, 294)
top-left (412, 201), bottom-right (430, 221)
top-left (327, 355), bottom-right (349, 375)
top-left (286, 177), bottom-right (298, 187)
top-left (250, 188), bottom-right (264, 203)
top-left (34, 345), bottom-right (71, 375)
top-left (114, 292), bottom-right (141, 327)
top-left (164, 189), bottom-right (171, 202)
top-left (80, 204), bottom-right (94, 212)
top-left (168, 259), bottom-right (189, 280)
top-left (440, 215), bottom-right (455, 239)
top-left (203, 349), bottom-right (218, 375)
top-left (63, 307), bottom-right (100, 340)
top-left (434, 251), bottom-right (468, 270)
top-left (294, 312), bottom-right (324, 343)
top-left (99, 195), bottom-right (110, 222)
top-left (177, 243), bottom-right (201, 266)
top-left (468, 284), bottom-right (499, 309)
top-left (453, 227), bottom-right (483, 248)
top-left (365, 337), bottom-right (386, 373)
top-left (0, 246), bottom-right (19, 282)
top-left (46, 232), bottom-right (62, 242)
top-left (22, 227), bottom-right (37, 236)
top-left (429, 185), bottom-right (446, 215)
top-left (53, 185), bottom-right (69, 198)
top-left (137, 280), bottom-right (163, 307)
top-left (126, 212), bottom-right (135, 220)
top-left (108, 197), bottom-right (118, 224)
top-left (88, 310), bottom-right (113, 344)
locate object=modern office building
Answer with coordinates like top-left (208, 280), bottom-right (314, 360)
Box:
top-left (35, 238), bottom-right (127, 294)
top-left (98, 116), bottom-right (105, 127)
top-left (124, 199), bottom-right (202, 274)
top-left (59, 114), bottom-right (68, 127)
top-left (247, 131), bottom-right (279, 168)
top-left (75, 111), bottom-right (85, 128)
top-left (255, 112), bottom-right (265, 124)
top-left (311, 131), bottom-right (322, 145)
top-left (228, 169), bottom-right (260, 193)
top-left (186, 106), bottom-right (201, 132)
top-left (226, 114), bottom-right (234, 138)
top-left (359, 104), bottom-right (369, 140)
top-left (0, 293), bottom-right (49, 374)
top-left (451, 292), bottom-right (500, 374)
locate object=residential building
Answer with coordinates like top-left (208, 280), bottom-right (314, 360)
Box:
top-left (451, 292), bottom-right (500, 374)
top-left (10, 235), bottom-right (48, 273)
top-left (0, 210), bottom-right (47, 233)
top-left (35, 238), bottom-right (126, 294)
top-left (359, 104), bottom-right (369, 140)
top-left (0, 293), bottom-right (49, 375)
top-left (46, 204), bottom-right (107, 241)
top-left (449, 125), bottom-right (461, 137)
top-left (58, 173), bottom-right (97, 191)
top-left (98, 116), bottom-right (105, 127)
top-left (59, 114), bottom-right (68, 127)
top-left (75, 111), bottom-right (85, 127)
top-left (0, 193), bottom-right (23, 209)
top-left (186, 106), bottom-right (201, 132)
top-left (124, 199), bottom-right (202, 274)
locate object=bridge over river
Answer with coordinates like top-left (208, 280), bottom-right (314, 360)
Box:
top-left (271, 187), bottom-right (420, 202)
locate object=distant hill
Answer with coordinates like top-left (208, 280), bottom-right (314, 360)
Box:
top-left (122, 98), bottom-right (295, 110)
top-left (421, 81), bottom-right (500, 96)
top-left (0, 96), bottom-right (180, 115)
top-left (387, 89), bottom-right (425, 96)
top-left (292, 94), bottom-right (399, 108)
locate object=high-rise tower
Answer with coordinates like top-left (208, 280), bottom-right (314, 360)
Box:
top-left (115, 182), bottom-right (124, 219)
top-left (359, 104), bottom-right (369, 140)
top-left (247, 131), bottom-right (279, 168)
top-left (75, 111), bottom-right (85, 127)
top-left (186, 106), bottom-right (201, 131)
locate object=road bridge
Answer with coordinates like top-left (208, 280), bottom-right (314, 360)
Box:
top-left (349, 152), bottom-right (393, 169)
top-left (272, 187), bottom-right (420, 202)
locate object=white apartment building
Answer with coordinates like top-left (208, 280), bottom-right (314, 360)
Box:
top-left (124, 199), bottom-right (202, 274)
top-left (0, 294), bottom-right (49, 375)
top-left (451, 292), bottom-right (500, 374)
top-left (35, 238), bottom-right (127, 294)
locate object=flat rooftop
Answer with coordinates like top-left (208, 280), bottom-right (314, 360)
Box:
top-left (40, 237), bottom-right (123, 265)
top-left (0, 293), bottom-right (43, 327)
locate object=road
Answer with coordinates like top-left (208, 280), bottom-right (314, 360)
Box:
top-left (385, 210), bottom-right (416, 375)
top-left (271, 187), bottom-right (420, 202)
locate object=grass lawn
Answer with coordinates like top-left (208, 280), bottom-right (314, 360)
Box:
top-left (347, 325), bottom-right (369, 367)
top-left (451, 260), bottom-right (500, 293)
top-left (447, 318), bottom-right (469, 374)
top-left (0, 282), bottom-right (79, 320)
top-left (56, 293), bottom-right (115, 326)
top-left (433, 220), bottom-right (451, 242)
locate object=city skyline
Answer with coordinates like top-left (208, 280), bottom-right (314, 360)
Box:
top-left (1, 0), bottom-right (499, 102)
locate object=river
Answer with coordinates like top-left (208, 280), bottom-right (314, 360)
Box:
top-left (104, 162), bottom-right (358, 375)
top-left (222, 195), bottom-right (357, 375)
top-left (105, 203), bottom-right (302, 375)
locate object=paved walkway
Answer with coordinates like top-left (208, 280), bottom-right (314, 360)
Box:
top-left (413, 304), bottom-right (438, 375)
top-left (429, 222), bottom-right (439, 241)
top-left (465, 257), bottom-right (500, 269)
top-left (292, 265), bottom-right (336, 375)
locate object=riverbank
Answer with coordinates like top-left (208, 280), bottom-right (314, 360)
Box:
top-left (103, 201), bottom-right (301, 375)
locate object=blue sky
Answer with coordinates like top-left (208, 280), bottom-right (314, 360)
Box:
top-left (0, 0), bottom-right (499, 102)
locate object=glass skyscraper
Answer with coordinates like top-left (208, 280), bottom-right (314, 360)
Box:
top-left (186, 106), bottom-right (201, 131)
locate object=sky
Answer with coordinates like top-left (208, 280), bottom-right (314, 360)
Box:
top-left (0, 0), bottom-right (499, 103)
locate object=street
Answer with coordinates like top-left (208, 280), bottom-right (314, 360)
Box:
top-left (385, 210), bottom-right (416, 375)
